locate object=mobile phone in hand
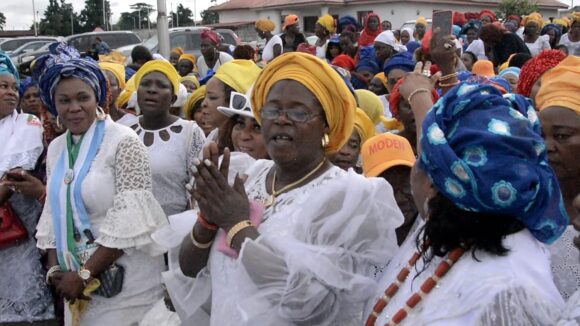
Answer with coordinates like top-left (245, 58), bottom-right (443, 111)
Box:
top-left (432, 10), bottom-right (453, 38)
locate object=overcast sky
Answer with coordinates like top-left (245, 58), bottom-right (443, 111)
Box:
top-left (1, 0), bottom-right (218, 30)
top-left (2, 0), bottom-right (576, 30)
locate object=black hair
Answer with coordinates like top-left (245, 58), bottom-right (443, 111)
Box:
top-left (131, 45), bottom-right (153, 63)
top-left (555, 44), bottom-right (569, 55)
top-left (463, 51), bottom-right (478, 64)
top-left (417, 192), bottom-right (525, 264)
top-left (508, 53), bottom-right (532, 68)
top-left (233, 45), bottom-right (255, 60)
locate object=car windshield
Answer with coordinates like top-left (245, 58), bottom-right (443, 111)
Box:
top-left (143, 35), bottom-right (159, 50)
top-left (0, 40), bottom-right (24, 51)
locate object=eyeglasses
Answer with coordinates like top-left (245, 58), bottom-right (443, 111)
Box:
top-left (260, 107), bottom-right (320, 123)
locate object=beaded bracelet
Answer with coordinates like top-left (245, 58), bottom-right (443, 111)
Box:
top-left (197, 213), bottom-right (218, 231)
top-left (190, 229), bottom-right (213, 249)
top-left (407, 88), bottom-right (431, 104)
top-left (226, 220), bottom-right (253, 248)
top-left (46, 265), bottom-right (62, 285)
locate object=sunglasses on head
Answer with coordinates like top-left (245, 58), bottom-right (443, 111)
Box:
top-left (229, 92), bottom-right (251, 112)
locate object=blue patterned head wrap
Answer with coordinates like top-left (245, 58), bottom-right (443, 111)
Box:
top-left (37, 43), bottom-right (108, 116)
top-left (383, 51), bottom-right (416, 76)
top-left (0, 51), bottom-right (20, 83)
top-left (356, 46), bottom-right (380, 74)
top-left (419, 82), bottom-right (568, 244)
top-left (489, 76), bottom-right (511, 93)
top-left (18, 77), bottom-right (37, 97)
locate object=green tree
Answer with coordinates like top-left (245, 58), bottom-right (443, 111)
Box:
top-left (496, 0), bottom-right (539, 20)
top-left (0, 12), bottom-right (6, 31)
top-left (79, 0), bottom-right (111, 32)
top-left (117, 12), bottom-right (139, 30)
top-left (200, 10), bottom-right (219, 25)
top-left (171, 4), bottom-right (194, 27)
top-left (130, 3), bottom-right (155, 29)
top-left (39, 0), bottom-right (82, 36)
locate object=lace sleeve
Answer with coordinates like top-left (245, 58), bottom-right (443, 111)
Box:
top-left (477, 286), bottom-right (562, 326)
top-left (186, 122), bottom-right (206, 178)
top-left (36, 157), bottom-right (55, 249)
top-left (96, 136), bottom-right (168, 256)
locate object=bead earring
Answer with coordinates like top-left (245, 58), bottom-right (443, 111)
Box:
top-left (96, 106), bottom-right (107, 120)
top-left (56, 116), bottom-right (63, 130)
top-left (321, 133), bottom-right (330, 147)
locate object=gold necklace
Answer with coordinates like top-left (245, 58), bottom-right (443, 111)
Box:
top-left (265, 158), bottom-right (327, 208)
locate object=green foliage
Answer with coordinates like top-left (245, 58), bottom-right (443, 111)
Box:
top-left (130, 2), bottom-right (155, 29)
top-left (171, 4), bottom-right (194, 27)
top-left (201, 10), bottom-right (219, 25)
top-left (0, 12), bottom-right (6, 31)
top-left (79, 0), bottom-right (111, 32)
top-left (117, 12), bottom-right (139, 30)
top-left (38, 0), bottom-right (82, 36)
top-left (496, 0), bottom-right (539, 20)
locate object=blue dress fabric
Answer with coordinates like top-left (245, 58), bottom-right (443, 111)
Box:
top-left (419, 82), bottom-right (568, 244)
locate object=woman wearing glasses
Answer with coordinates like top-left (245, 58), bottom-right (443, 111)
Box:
top-left (178, 52), bottom-right (403, 325)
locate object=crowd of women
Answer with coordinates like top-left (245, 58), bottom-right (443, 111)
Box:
top-left (0, 7), bottom-right (579, 326)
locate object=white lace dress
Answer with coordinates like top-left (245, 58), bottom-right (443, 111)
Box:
top-left (177, 159), bottom-right (404, 325)
top-left (365, 229), bottom-right (565, 325)
top-left (128, 118), bottom-right (205, 216)
top-left (549, 225), bottom-right (580, 300)
top-left (36, 120), bottom-right (168, 326)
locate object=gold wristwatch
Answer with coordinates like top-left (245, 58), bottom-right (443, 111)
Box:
top-left (78, 267), bottom-right (92, 284)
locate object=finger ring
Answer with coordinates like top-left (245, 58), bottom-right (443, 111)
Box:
top-left (444, 43), bottom-right (453, 49)
top-left (422, 70), bottom-right (431, 77)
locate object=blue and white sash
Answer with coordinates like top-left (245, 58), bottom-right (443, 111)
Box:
top-left (49, 119), bottom-right (106, 271)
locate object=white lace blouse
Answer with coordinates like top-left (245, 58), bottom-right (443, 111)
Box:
top-left (36, 119), bottom-right (168, 325)
top-left (128, 118), bottom-right (206, 216)
top-left (365, 228), bottom-right (565, 325)
top-left (178, 160), bottom-right (404, 325)
top-left (550, 225), bottom-right (580, 300)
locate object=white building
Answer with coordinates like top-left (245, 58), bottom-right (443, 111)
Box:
top-left (209, 0), bottom-right (568, 39)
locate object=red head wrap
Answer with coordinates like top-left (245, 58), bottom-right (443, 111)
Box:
top-left (517, 50), bottom-right (567, 97)
top-left (201, 29), bottom-right (220, 45)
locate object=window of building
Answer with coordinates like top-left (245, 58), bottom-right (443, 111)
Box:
top-left (303, 16), bottom-right (318, 34)
top-left (357, 11), bottom-right (373, 27)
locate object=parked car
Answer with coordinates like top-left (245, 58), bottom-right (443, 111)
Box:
top-left (9, 40), bottom-right (57, 59)
top-left (116, 27), bottom-right (241, 61)
top-left (0, 36), bottom-right (59, 54)
top-left (18, 31), bottom-right (142, 75)
top-left (400, 19), bottom-right (432, 31)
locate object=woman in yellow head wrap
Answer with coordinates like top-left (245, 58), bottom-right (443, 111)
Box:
top-left (99, 62), bottom-right (126, 121)
top-left (178, 53), bottom-right (198, 77)
top-left (183, 85), bottom-right (212, 135)
top-left (179, 51), bottom-right (403, 326)
top-left (204, 59), bottom-right (261, 147)
top-left (559, 13), bottom-right (580, 56)
top-left (255, 19), bottom-right (282, 63)
top-left (314, 15), bottom-right (336, 60)
top-left (328, 108), bottom-right (375, 171)
top-left (415, 16), bottom-right (427, 41)
top-left (170, 47), bottom-right (185, 69)
top-left (180, 75), bottom-right (200, 93)
top-left (522, 12), bottom-right (550, 56)
top-left (536, 55), bottom-right (580, 274)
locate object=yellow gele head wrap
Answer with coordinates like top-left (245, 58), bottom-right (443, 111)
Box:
top-left (255, 19), bottom-right (276, 32)
top-left (179, 53), bottom-right (197, 66)
top-left (572, 12), bottom-right (580, 25)
top-left (171, 47), bottom-right (185, 56)
top-left (99, 62), bottom-right (126, 90)
top-left (416, 16), bottom-right (427, 27)
top-left (180, 75), bottom-right (200, 90)
top-left (355, 89), bottom-right (384, 126)
top-left (536, 55), bottom-right (580, 114)
top-left (553, 18), bottom-right (569, 28)
top-left (354, 108), bottom-right (376, 144)
top-left (98, 51), bottom-right (127, 65)
top-left (523, 12), bottom-right (544, 28)
top-left (214, 59), bottom-right (261, 94)
top-left (184, 85), bottom-right (207, 120)
top-left (115, 89), bottom-right (133, 108)
top-left (317, 15), bottom-right (336, 34)
top-left (374, 72), bottom-right (388, 90)
top-left (133, 59), bottom-right (181, 96)
top-left (251, 52), bottom-right (356, 153)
